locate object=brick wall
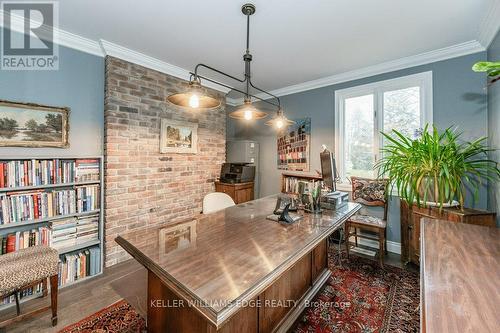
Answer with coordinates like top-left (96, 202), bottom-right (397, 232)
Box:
top-left (104, 56), bottom-right (226, 266)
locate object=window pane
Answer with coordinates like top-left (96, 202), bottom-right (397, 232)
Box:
top-left (344, 94), bottom-right (374, 179)
top-left (383, 86), bottom-right (420, 138)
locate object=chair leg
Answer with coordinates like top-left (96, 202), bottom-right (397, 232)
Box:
top-left (14, 292), bottom-right (20, 316)
top-left (49, 274), bottom-right (58, 326)
top-left (378, 228), bottom-right (385, 268)
top-left (344, 222), bottom-right (350, 259)
top-left (42, 278), bottom-right (48, 297)
top-left (384, 228), bottom-right (388, 255)
top-left (354, 228), bottom-right (358, 247)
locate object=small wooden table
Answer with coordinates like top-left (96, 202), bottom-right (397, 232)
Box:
top-left (215, 181), bottom-right (254, 204)
top-left (116, 196), bottom-right (361, 333)
top-left (421, 218), bottom-right (500, 332)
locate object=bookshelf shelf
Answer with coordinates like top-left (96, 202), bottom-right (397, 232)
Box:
top-left (281, 172), bottom-right (323, 194)
top-left (0, 180), bottom-right (100, 193)
top-left (57, 239), bottom-right (101, 255)
top-left (0, 156), bottom-right (104, 310)
top-left (0, 209), bottom-right (100, 231)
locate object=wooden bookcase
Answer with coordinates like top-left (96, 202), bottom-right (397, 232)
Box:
top-left (0, 156), bottom-right (104, 309)
top-left (280, 172), bottom-right (322, 195)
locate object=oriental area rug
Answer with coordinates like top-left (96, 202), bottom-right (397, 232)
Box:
top-left (59, 251), bottom-right (419, 333)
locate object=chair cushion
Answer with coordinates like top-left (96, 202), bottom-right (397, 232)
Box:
top-left (0, 245), bottom-right (59, 297)
top-left (348, 214), bottom-right (387, 228)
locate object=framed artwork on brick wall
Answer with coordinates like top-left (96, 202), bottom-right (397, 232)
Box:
top-left (0, 100), bottom-right (69, 148)
top-left (160, 119), bottom-right (198, 154)
top-left (277, 117), bottom-right (311, 171)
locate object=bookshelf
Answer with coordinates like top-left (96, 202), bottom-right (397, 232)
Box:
top-left (281, 172), bottom-right (322, 194)
top-left (0, 156), bottom-right (104, 309)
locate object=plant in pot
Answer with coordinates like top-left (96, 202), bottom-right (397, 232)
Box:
top-left (375, 125), bottom-right (500, 208)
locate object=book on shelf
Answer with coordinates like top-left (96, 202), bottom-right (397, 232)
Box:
top-left (0, 158), bottom-right (100, 189)
top-left (0, 186), bottom-right (99, 224)
top-left (58, 246), bottom-right (100, 287)
top-left (283, 177), bottom-right (317, 194)
top-left (0, 226), bottom-right (51, 255)
top-left (0, 214), bottom-right (99, 254)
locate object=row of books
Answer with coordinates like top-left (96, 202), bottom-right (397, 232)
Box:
top-left (1, 247), bottom-right (101, 305)
top-left (0, 159), bottom-right (100, 188)
top-left (1, 284), bottom-right (42, 306)
top-left (0, 216), bottom-right (99, 255)
top-left (0, 185), bottom-right (100, 224)
top-left (0, 226), bottom-right (51, 254)
top-left (58, 247), bottom-right (101, 287)
top-left (283, 177), bottom-right (318, 194)
top-left (52, 215), bottom-right (99, 250)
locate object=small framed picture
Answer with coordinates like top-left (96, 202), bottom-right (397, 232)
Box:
top-left (0, 100), bottom-right (69, 148)
top-left (160, 119), bottom-right (198, 154)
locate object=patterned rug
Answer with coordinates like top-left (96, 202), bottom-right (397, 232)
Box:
top-left (293, 251), bottom-right (420, 333)
top-left (58, 299), bottom-right (146, 333)
top-left (58, 250), bottom-right (419, 333)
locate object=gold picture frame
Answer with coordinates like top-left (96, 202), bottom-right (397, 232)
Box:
top-left (160, 119), bottom-right (198, 154)
top-left (0, 100), bottom-right (69, 148)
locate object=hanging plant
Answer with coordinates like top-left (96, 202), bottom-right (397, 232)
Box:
top-left (472, 61), bottom-right (500, 85)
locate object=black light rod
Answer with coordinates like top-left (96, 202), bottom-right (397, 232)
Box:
top-left (194, 63), bottom-right (246, 83)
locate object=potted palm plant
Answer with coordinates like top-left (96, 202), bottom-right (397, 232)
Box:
top-left (375, 125), bottom-right (500, 208)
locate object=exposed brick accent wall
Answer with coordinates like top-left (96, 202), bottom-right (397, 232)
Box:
top-left (104, 56), bottom-right (226, 266)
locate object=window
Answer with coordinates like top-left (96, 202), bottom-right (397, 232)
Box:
top-left (335, 72), bottom-right (433, 187)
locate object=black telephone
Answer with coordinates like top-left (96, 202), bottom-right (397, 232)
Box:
top-left (273, 196), bottom-right (298, 214)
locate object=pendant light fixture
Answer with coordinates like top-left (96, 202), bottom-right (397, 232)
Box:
top-left (265, 108), bottom-right (295, 130)
top-left (167, 3), bottom-right (292, 128)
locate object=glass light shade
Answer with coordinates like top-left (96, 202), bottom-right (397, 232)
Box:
top-left (167, 81), bottom-right (221, 109)
top-left (228, 100), bottom-right (268, 120)
top-left (265, 109), bottom-right (295, 129)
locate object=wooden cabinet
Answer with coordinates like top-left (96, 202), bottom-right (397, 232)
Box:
top-left (215, 181), bottom-right (254, 204)
top-left (401, 200), bottom-right (496, 264)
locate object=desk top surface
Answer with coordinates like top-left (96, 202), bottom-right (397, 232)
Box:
top-left (421, 219), bottom-right (500, 333)
top-left (116, 195), bottom-right (360, 324)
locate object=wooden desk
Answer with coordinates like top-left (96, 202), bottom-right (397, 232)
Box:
top-left (116, 196), bottom-right (361, 333)
top-left (421, 218), bottom-right (500, 332)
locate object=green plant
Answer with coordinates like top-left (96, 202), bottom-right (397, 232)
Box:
top-left (375, 125), bottom-right (500, 208)
top-left (472, 61), bottom-right (500, 85)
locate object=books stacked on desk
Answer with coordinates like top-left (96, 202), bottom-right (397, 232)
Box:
top-left (283, 177), bottom-right (315, 194)
top-left (0, 189), bottom-right (77, 224)
top-left (0, 226), bottom-right (51, 254)
top-left (58, 247), bottom-right (101, 287)
top-left (75, 159), bottom-right (100, 182)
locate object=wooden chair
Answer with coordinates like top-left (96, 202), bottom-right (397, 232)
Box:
top-left (344, 177), bottom-right (388, 267)
top-left (0, 245), bottom-right (59, 328)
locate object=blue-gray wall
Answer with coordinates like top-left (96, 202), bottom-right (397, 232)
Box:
top-left (488, 31), bottom-right (500, 227)
top-left (228, 52), bottom-right (489, 243)
top-left (0, 36), bottom-right (104, 157)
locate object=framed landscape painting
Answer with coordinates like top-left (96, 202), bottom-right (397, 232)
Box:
top-left (160, 119), bottom-right (198, 154)
top-left (0, 100), bottom-right (69, 148)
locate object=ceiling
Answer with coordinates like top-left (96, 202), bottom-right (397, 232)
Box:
top-left (52, 1), bottom-right (500, 96)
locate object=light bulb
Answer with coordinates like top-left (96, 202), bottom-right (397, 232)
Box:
top-left (189, 94), bottom-right (200, 108)
top-left (276, 119), bottom-right (284, 129)
top-left (244, 110), bottom-right (253, 120)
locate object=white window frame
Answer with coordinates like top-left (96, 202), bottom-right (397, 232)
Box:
top-left (334, 71), bottom-right (433, 191)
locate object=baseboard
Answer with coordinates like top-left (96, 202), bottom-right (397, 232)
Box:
top-left (348, 236), bottom-right (402, 255)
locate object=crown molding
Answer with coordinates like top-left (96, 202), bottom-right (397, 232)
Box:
top-left (0, 9), bottom-right (103, 56)
top-left (229, 40), bottom-right (486, 105)
top-left (99, 39), bottom-right (231, 94)
top-left (478, 0), bottom-right (500, 48)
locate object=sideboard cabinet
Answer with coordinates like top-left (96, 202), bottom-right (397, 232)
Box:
top-left (215, 181), bottom-right (254, 204)
top-left (400, 200), bottom-right (496, 264)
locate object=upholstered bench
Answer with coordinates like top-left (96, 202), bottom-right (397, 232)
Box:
top-left (0, 245), bottom-right (59, 328)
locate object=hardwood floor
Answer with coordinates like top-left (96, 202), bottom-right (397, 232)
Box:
top-left (0, 243), bottom-right (412, 333)
top-left (0, 260), bottom-right (147, 333)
